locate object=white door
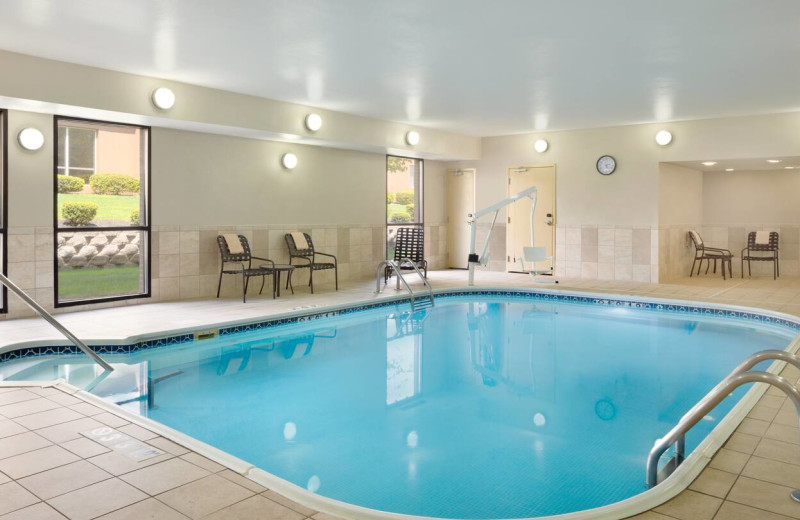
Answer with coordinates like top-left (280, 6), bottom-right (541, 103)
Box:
top-left (506, 165), bottom-right (556, 272)
top-left (447, 168), bottom-right (476, 269)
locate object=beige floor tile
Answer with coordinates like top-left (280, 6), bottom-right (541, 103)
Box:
top-left (218, 469), bottom-right (266, 493)
top-left (93, 413), bottom-right (129, 429)
top-left (34, 417), bottom-right (105, 444)
top-left (260, 490), bottom-right (317, 517)
top-left (311, 513), bottom-right (345, 520)
top-left (44, 393), bottom-right (82, 408)
top-left (689, 467), bottom-right (738, 498)
top-left (0, 472), bottom-right (9, 485)
top-left (727, 476), bottom-right (800, 519)
top-left (203, 495), bottom-right (304, 520)
top-left (0, 432), bottom-right (52, 460)
top-left (0, 481), bottom-right (40, 516)
top-left (0, 502), bottom-right (67, 520)
top-left (624, 512), bottom-right (676, 520)
top-left (773, 408), bottom-right (799, 428)
top-left (765, 423), bottom-right (800, 445)
top-left (146, 437), bottom-right (189, 456)
top-left (736, 417), bottom-right (770, 437)
top-left (14, 408), bottom-right (84, 430)
top-left (747, 403), bottom-right (780, 422)
top-left (116, 424), bottom-right (159, 442)
top-left (67, 403), bottom-right (104, 417)
top-left (0, 419), bottom-right (27, 440)
top-left (47, 478), bottom-right (148, 520)
top-left (94, 498), bottom-right (190, 520)
top-left (59, 437), bottom-right (111, 459)
top-left (653, 489), bottom-right (722, 520)
top-left (741, 456), bottom-right (800, 489)
top-left (0, 445), bottom-right (81, 480)
top-left (120, 458), bottom-right (209, 495)
top-left (0, 398), bottom-right (61, 419)
top-left (755, 438), bottom-right (800, 466)
top-left (708, 448), bottom-right (751, 474)
top-left (713, 501), bottom-right (795, 520)
top-left (157, 474), bottom-right (254, 519)
top-left (87, 450), bottom-right (173, 476)
top-left (761, 395), bottom-right (789, 410)
top-left (725, 432), bottom-right (762, 454)
top-left (18, 459), bottom-right (112, 500)
top-left (0, 390), bottom-right (40, 407)
top-left (178, 453), bottom-right (225, 473)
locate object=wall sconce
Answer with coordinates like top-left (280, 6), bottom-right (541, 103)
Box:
top-left (152, 87), bottom-right (176, 110)
top-left (405, 130), bottom-right (420, 146)
top-left (655, 130), bottom-right (673, 146)
top-left (534, 139), bottom-right (549, 153)
top-left (305, 113), bottom-right (322, 132)
top-left (281, 153), bottom-right (298, 170)
top-left (18, 127), bottom-right (45, 151)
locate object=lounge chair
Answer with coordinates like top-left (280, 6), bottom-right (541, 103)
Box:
top-left (688, 230), bottom-right (733, 280)
top-left (285, 232), bottom-right (338, 293)
top-left (216, 234), bottom-right (275, 302)
top-left (741, 231), bottom-right (779, 279)
top-left (385, 227), bottom-right (428, 282)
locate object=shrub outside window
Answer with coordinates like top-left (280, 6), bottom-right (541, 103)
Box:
top-left (386, 156), bottom-right (423, 259)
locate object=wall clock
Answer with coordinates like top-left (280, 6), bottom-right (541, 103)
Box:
top-left (596, 155), bottom-right (616, 175)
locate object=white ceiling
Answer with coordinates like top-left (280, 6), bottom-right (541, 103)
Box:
top-left (669, 157), bottom-right (800, 172)
top-left (1, 1), bottom-right (799, 137)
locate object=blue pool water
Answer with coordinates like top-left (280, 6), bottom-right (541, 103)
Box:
top-left (1, 296), bottom-right (795, 518)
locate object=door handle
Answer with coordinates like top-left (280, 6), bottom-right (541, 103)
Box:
top-left (545, 220), bottom-right (553, 226)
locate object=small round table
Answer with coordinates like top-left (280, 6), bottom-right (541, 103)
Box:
top-left (265, 264), bottom-right (295, 297)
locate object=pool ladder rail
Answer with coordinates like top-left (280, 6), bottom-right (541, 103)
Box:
top-left (646, 349), bottom-right (800, 501)
top-left (0, 272), bottom-right (113, 372)
top-left (375, 259), bottom-right (434, 312)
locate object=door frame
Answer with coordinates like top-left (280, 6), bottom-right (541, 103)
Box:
top-left (506, 164), bottom-right (557, 272)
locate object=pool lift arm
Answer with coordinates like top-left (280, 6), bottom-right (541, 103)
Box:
top-left (467, 185), bottom-right (556, 285)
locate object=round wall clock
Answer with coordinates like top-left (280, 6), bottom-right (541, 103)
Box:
top-left (596, 155), bottom-right (616, 175)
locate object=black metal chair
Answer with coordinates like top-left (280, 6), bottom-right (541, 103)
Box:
top-left (216, 235), bottom-right (275, 302)
top-left (742, 231), bottom-right (780, 279)
top-left (285, 232), bottom-right (338, 293)
top-left (385, 227), bottom-right (428, 283)
top-left (688, 230), bottom-right (733, 280)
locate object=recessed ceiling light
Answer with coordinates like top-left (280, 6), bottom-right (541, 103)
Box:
top-left (767, 159), bottom-right (781, 163)
top-left (405, 131), bottom-right (420, 146)
top-left (655, 130), bottom-right (673, 146)
top-left (785, 166), bottom-right (795, 170)
top-left (701, 161), bottom-right (717, 166)
top-left (725, 168), bottom-right (735, 172)
top-left (304, 113), bottom-right (322, 132)
top-left (533, 139), bottom-right (548, 153)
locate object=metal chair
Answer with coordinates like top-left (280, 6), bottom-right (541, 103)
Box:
top-left (285, 232), bottom-right (338, 293)
top-left (741, 231), bottom-right (779, 279)
top-left (216, 235), bottom-right (275, 302)
top-left (688, 230), bottom-right (733, 280)
top-left (385, 227), bottom-right (428, 283)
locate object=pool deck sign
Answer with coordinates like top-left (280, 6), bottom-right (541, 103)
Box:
top-left (81, 426), bottom-right (165, 461)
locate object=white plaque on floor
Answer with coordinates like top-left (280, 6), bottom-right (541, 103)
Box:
top-left (82, 427), bottom-right (165, 461)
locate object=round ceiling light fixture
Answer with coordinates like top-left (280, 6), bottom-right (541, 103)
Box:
top-left (534, 139), bottom-right (549, 153)
top-left (17, 127), bottom-right (45, 151)
top-left (151, 87), bottom-right (176, 110)
top-left (405, 130), bottom-right (420, 146)
top-left (281, 153), bottom-right (298, 170)
top-left (655, 130), bottom-right (673, 146)
top-left (305, 113), bottom-right (322, 132)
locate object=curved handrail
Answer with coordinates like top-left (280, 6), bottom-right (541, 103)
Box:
top-left (399, 257), bottom-right (434, 307)
top-left (0, 273), bottom-right (113, 372)
top-left (646, 355), bottom-right (800, 487)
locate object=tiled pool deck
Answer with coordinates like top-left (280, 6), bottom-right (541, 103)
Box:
top-left (1, 270), bottom-right (800, 520)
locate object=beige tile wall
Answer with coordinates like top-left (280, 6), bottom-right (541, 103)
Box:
top-left (699, 225), bottom-right (797, 278)
top-left (658, 225), bottom-right (699, 282)
top-left (2, 223), bottom-right (447, 318)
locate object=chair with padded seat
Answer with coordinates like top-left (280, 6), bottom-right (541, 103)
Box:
top-left (216, 234), bottom-right (275, 302)
top-left (741, 231), bottom-right (779, 280)
top-left (688, 230), bottom-right (733, 280)
top-left (285, 232), bottom-right (338, 293)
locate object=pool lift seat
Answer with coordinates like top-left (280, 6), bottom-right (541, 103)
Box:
top-left (646, 349), bottom-right (800, 502)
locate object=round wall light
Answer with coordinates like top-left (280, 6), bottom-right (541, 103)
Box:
top-left (534, 139), bottom-right (549, 153)
top-left (305, 113), bottom-right (322, 132)
top-left (151, 87), bottom-right (176, 110)
top-left (281, 153), bottom-right (298, 170)
top-left (655, 130), bottom-right (673, 146)
top-left (18, 127), bottom-right (45, 151)
top-left (405, 130), bottom-right (420, 146)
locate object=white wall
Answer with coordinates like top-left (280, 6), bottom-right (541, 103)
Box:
top-left (658, 163), bottom-right (703, 281)
top-left (703, 170), bottom-right (800, 225)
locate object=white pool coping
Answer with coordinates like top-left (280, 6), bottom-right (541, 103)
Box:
top-left (2, 287), bottom-right (799, 520)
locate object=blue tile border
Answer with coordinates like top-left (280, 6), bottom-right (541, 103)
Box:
top-left (1, 288), bottom-right (798, 365)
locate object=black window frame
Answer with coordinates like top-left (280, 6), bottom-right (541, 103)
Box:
top-left (53, 116), bottom-right (151, 308)
top-left (0, 110), bottom-right (7, 313)
top-left (386, 155), bottom-right (424, 259)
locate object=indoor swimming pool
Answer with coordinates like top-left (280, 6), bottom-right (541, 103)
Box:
top-left (0, 292), bottom-right (796, 519)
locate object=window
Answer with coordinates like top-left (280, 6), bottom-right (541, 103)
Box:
top-left (386, 156), bottom-right (423, 259)
top-left (54, 117), bottom-right (150, 307)
top-left (0, 110), bottom-right (6, 313)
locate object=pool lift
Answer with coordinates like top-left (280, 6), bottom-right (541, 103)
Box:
top-left (467, 184), bottom-right (557, 286)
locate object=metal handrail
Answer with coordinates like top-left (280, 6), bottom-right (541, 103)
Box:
top-left (646, 350), bottom-right (800, 488)
top-left (0, 273), bottom-right (113, 372)
top-left (398, 257), bottom-right (434, 307)
top-left (375, 260), bottom-right (434, 311)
